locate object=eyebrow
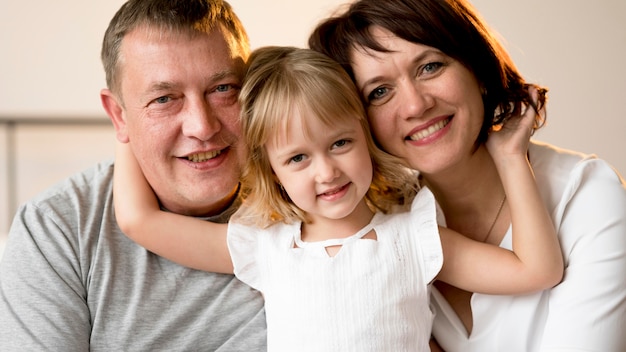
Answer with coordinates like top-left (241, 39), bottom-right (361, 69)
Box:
top-left (147, 81), bottom-right (176, 94)
top-left (207, 69), bottom-right (239, 84)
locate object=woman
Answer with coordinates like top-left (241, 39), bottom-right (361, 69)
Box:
top-left (309, 0), bottom-right (626, 351)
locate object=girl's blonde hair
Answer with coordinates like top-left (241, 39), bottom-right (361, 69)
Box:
top-left (237, 46), bottom-right (418, 228)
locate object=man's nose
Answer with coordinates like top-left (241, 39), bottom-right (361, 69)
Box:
top-left (181, 98), bottom-right (221, 140)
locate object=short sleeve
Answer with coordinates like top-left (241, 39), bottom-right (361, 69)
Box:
top-left (227, 222), bottom-right (263, 292)
top-left (411, 187), bottom-right (444, 284)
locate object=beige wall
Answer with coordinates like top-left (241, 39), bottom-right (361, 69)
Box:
top-left (472, 0), bottom-right (626, 176)
top-left (1, 0), bottom-right (625, 255)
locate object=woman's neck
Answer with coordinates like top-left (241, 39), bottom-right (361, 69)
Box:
top-left (421, 146), bottom-right (505, 240)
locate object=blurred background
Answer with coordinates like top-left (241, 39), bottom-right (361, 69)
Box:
top-left (1, 0), bottom-right (625, 257)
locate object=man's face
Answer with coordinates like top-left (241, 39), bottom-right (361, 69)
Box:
top-left (108, 27), bottom-right (247, 216)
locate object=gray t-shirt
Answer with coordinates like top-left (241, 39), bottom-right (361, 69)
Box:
top-left (0, 160), bottom-right (267, 351)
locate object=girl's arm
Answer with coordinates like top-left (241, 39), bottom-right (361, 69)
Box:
top-left (438, 88), bottom-right (563, 295)
top-left (113, 142), bottom-right (233, 274)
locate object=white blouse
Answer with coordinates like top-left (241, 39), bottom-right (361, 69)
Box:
top-left (432, 141), bottom-right (626, 351)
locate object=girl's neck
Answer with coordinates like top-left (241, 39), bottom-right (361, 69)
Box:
top-left (300, 199), bottom-right (375, 243)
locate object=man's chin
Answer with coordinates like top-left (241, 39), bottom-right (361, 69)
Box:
top-left (171, 185), bottom-right (240, 217)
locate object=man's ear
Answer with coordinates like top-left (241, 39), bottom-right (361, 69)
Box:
top-left (101, 88), bottom-right (129, 143)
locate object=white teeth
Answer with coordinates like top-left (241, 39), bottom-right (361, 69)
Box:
top-left (322, 188), bottom-right (340, 196)
top-left (187, 150), bottom-right (221, 162)
top-left (409, 119), bottom-right (449, 141)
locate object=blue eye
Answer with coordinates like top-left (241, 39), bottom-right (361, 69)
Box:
top-left (289, 154), bottom-right (305, 164)
top-left (368, 87), bottom-right (388, 102)
top-left (216, 84), bottom-right (232, 92)
top-left (333, 139), bottom-right (349, 148)
top-left (154, 96), bottom-right (171, 104)
top-left (422, 62), bottom-right (443, 75)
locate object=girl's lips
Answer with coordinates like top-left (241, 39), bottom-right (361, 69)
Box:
top-left (318, 183), bottom-right (350, 201)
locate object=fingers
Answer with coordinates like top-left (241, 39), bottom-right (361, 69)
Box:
top-left (528, 86), bottom-right (547, 128)
top-left (519, 86), bottom-right (545, 133)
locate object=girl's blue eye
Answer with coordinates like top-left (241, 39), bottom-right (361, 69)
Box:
top-left (289, 154), bottom-right (305, 164)
top-left (333, 139), bottom-right (348, 148)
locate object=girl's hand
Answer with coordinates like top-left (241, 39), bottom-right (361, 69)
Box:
top-left (113, 141), bottom-right (159, 234)
top-left (486, 87), bottom-right (545, 163)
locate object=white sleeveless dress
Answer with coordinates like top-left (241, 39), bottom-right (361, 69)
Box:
top-left (227, 187), bottom-right (443, 352)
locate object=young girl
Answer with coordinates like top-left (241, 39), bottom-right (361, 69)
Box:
top-left (114, 47), bottom-right (562, 351)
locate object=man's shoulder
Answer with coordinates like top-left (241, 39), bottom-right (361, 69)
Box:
top-left (29, 159), bottom-right (115, 208)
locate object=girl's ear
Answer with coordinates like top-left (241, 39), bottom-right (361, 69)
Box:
top-left (272, 173), bottom-right (288, 197)
top-left (101, 88), bottom-right (129, 143)
top-left (271, 169), bottom-right (280, 186)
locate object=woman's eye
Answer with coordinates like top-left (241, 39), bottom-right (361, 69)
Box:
top-left (422, 62), bottom-right (443, 75)
top-left (367, 87), bottom-right (388, 102)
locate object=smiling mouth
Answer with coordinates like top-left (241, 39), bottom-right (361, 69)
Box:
top-left (408, 118), bottom-right (450, 141)
top-left (186, 150), bottom-right (222, 162)
top-left (319, 183), bottom-right (349, 197)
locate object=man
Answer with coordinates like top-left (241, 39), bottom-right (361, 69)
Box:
top-left (0, 1), bottom-right (266, 350)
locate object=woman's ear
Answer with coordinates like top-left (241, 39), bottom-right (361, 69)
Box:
top-left (101, 88), bottom-right (129, 143)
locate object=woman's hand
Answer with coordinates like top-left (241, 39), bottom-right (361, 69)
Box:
top-left (486, 87), bottom-right (545, 163)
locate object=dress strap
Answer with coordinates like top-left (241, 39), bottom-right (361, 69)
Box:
top-left (294, 224), bottom-right (374, 249)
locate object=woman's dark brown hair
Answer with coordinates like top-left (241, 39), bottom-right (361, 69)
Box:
top-left (309, 0), bottom-right (546, 146)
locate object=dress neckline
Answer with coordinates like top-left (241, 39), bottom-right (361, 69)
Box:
top-left (293, 223), bottom-right (375, 249)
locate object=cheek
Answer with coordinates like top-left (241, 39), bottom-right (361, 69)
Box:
top-left (127, 118), bottom-right (175, 168)
top-left (358, 155), bottom-right (374, 186)
top-left (367, 109), bottom-right (396, 150)
top-left (221, 104), bottom-right (243, 131)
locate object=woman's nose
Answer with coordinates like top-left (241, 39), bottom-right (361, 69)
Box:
top-left (398, 80), bottom-right (434, 120)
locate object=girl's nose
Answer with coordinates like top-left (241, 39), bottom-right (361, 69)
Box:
top-left (314, 157), bottom-right (340, 183)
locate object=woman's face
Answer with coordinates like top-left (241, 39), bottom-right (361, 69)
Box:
top-left (350, 26), bottom-right (485, 176)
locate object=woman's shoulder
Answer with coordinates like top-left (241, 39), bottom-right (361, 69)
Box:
top-left (529, 140), bottom-right (596, 172)
top-left (529, 140), bottom-right (625, 210)
top-left (529, 140), bottom-right (623, 182)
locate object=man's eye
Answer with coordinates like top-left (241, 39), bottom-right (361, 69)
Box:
top-left (216, 84), bottom-right (232, 92)
top-left (154, 96), bottom-right (170, 104)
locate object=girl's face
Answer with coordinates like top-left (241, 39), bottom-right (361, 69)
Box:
top-left (350, 26), bottom-right (485, 177)
top-left (265, 110), bottom-right (373, 226)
